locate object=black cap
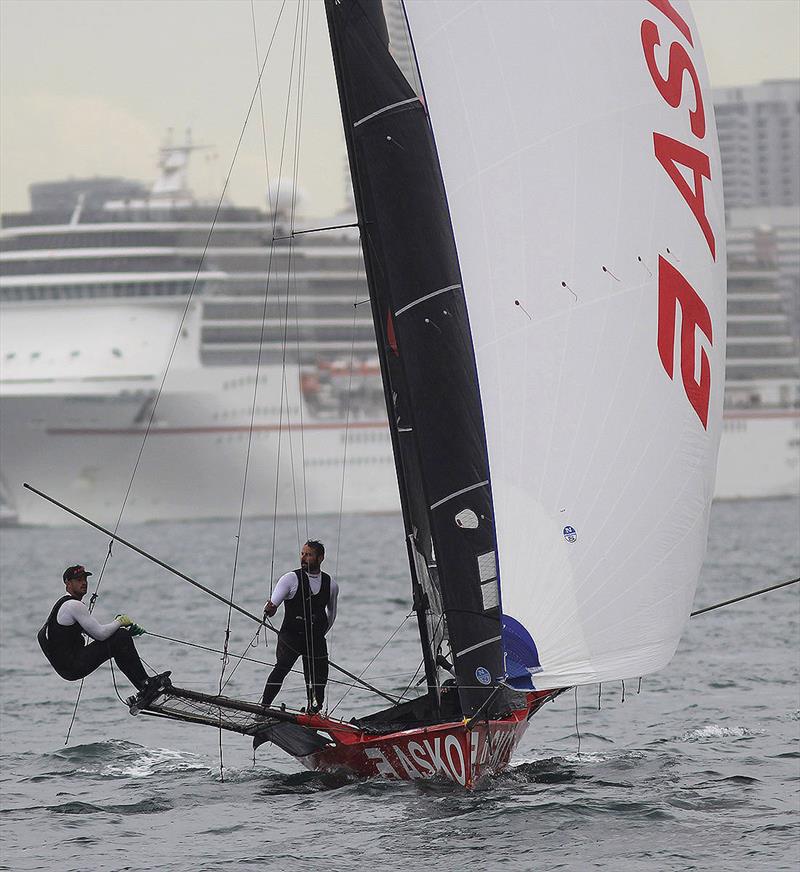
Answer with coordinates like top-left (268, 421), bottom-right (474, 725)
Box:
top-left (63, 565), bottom-right (92, 582)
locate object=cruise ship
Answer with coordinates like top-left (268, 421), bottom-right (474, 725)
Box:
top-left (1, 145), bottom-right (798, 525)
top-left (0, 141), bottom-right (398, 525)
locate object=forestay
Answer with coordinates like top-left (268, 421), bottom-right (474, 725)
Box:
top-left (404, 0), bottom-right (726, 688)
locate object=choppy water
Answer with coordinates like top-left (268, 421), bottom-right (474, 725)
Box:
top-left (1, 499), bottom-right (798, 871)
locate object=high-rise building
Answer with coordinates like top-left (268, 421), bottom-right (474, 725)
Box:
top-left (713, 79), bottom-right (799, 210)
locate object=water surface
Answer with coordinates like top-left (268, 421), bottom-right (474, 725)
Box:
top-left (1, 499), bottom-right (798, 871)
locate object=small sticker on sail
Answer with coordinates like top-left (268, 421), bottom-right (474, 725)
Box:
top-left (563, 525), bottom-right (577, 543)
top-left (475, 667), bottom-right (491, 685)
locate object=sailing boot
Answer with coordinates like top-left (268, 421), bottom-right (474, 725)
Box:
top-left (128, 671), bottom-right (172, 715)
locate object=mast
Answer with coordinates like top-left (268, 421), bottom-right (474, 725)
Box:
top-left (325, 0), bottom-right (439, 703)
top-left (325, 0), bottom-right (507, 718)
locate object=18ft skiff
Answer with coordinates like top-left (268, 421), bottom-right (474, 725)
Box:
top-left (42, 0), bottom-right (727, 787)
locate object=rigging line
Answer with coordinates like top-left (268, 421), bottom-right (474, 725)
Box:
top-left (464, 684), bottom-right (504, 729)
top-left (274, 222), bottom-right (359, 239)
top-left (328, 611), bottom-right (413, 716)
top-left (63, 682), bottom-right (85, 746)
top-left (232, 0), bottom-right (284, 640)
top-left (260, 0), bottom-right (304, 593)
top-left (396, 658), bottom-right (425, 705)
top-left (250, 0), bottom-right (276, 214)
top-left (220, 625), bottom-right (263, 694)
top-left (269, 1), bottom-right (309, 553)
top-left (109, 661), bottom-right (127, 705)
top-left (690, 577), bottom-right (799, 617)
top-left (333, 269), bottom-right (363, 581)
top-left (290, 2), bottom-right (311, 538)
top-left (65, 536), bottom-right (116, 742)
top-left (291, 277), bottom-right (309, 536)
top-left (574, 687), bottom-right (581, 758)
top-left (144, 630), bottom-right (358, 690)
top-left (86, 534), bottom-right (115, 617)
top-left (326, 269), bottom-right (363, 699)
top-left (283, 362), bottom-right (303, 548)
top-left (217, 0), bottom-right (290, 703)
top-left (283, 0), bottom-right (307, 533)
top-left (281, 4), bottom-right (309, 544)
top-left (396, 614), bottom-right (444, 705)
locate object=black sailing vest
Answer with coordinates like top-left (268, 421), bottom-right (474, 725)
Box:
top-left (281, 569), bottom-right (331, 637)
top-left (37, 595), bottom-right (85, 673)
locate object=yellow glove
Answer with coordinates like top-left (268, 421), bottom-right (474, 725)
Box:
top-left (116, 614), bottom-right (146, 636)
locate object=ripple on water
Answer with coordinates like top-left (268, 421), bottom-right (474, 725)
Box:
top-left (680, 724), bottom-right (765, 742)
top-left (256, 767), bottom-right (357, 796)
top-left (41, 739), bottom-right (207, 779)
top-left (47, 797), bottom-right (174, 815)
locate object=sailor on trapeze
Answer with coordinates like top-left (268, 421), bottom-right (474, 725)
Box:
top-left (38, 564), bottom-right (171, 705)
top-left (261, 541), bottom-right (339, 713)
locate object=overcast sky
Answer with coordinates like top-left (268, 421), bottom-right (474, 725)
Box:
top-left (1, 0), bottom-right (799, 218)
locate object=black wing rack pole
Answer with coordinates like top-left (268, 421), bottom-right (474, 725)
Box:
top-left (691, 577), bottom-right (799, 617)
top-left (23, 482), bottom-right (400, 706)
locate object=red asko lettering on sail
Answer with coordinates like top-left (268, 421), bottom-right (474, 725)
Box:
top-left (641, 0), bottom-right (715, 429)
top-left (656, 256), bottom-right (713, 427)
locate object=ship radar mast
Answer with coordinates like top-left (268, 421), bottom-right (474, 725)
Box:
top-left (150, 128), bottom-right (210, 205)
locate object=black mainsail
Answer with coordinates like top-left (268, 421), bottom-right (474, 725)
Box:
top-left (325, 0), bottom-right (507, 718)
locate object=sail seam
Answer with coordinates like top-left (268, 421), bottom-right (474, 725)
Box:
top-left (395, 284), bottom-right (460, 317)
top-left (455, 635), bottom-right (502, 658)
top-left (353, 97), bottom-right (420, 128)
top-left (430, 480), bottom-right (489, 510)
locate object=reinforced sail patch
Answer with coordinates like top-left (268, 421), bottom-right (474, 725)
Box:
top-left (477, 551), bottom-right (499, 610)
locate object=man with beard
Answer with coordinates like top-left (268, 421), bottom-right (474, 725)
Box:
top-left (261, 541), bottom-right (339, 713)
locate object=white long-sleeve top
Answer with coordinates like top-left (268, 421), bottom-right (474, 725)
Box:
top-left (57, 598), bottom-right (121, 641)
top-left (268, 571), bottom-right (339, 630)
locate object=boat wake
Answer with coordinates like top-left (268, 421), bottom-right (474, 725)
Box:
top-left (45, 739), bottom-right (207, 778)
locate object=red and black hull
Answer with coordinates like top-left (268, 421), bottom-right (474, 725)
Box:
top-left (292, 689), bottom-right (558, 787)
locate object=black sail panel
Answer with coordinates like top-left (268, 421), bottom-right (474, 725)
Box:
top-left (326, 0), bottom-right (506, 718)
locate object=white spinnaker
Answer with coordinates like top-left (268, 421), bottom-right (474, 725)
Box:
top-left (404, 0), bottom-right (726, 688)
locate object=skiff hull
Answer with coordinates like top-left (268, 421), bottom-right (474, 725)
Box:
top-left (294, 691), bottom-right (555, 788)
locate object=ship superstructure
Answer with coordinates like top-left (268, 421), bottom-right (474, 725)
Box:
top-left (0, 140), bottom-right (397, 525)
top-left (1, 141), bottom-right (797, 525)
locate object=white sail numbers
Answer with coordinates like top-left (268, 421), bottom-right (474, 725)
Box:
top-left (641, 0), bottom-right (716, 429)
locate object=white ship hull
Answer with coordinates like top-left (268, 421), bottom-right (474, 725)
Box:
top-left (2, 302), bottom-right (796, 525)
top-left (715, 410), bottom-right (799, 499)
top-left (3, 391), bottom-right (798, 526)
top-left (4, 399), bottom-right (798, 527)
top-left (0, 299), bottom-right (399, 526)
top-left (0, 373), bottom-right (400, 526)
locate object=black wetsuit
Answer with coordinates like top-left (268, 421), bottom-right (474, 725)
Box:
top-left (38, 595), bottom-right (149, 690)
top-left (261, 570), bottom-right (331, 710)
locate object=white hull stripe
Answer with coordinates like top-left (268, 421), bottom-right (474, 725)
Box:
top-left (430, 480), bottom-right (489, 510)
top-left (455, 635), bottom-right (502, 658)
top-left (354, 98), bottom-right (421, 128)
top-left (395, 284), bottom-right (460, 317)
